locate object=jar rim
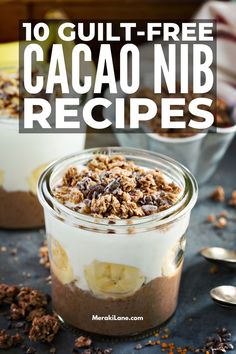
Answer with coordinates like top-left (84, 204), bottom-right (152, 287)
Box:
top-left (38, 146), bottom-right (198, 233)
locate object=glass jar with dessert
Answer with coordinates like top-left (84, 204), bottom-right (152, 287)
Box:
top-left (38, 147), bottom-right (198, 337)
top-left (0, 68), bottom-right (86, 229)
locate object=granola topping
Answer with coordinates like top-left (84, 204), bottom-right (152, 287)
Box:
top-left (53, 154), bottom-right (182, 219)
top-left (0, 72), bottom-right (20, 118)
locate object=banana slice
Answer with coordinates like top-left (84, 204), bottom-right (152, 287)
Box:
top-left (28, 163), bottom-right (49, 195)
top-left (84, 261), bottom-right (144, 299)
top-left (49, 237), bottom-right (74, 285)
top-left (0, 170), bottom-right (4, 186)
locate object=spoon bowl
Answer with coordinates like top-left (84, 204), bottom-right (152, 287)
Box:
top-left (200, 247), bottom-right (236, 268)
top-left (210, 285), bottom-right (236, 307)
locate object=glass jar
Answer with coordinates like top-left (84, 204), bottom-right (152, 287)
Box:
top-left (38, 147), bottom-right (198, 337)
top-left (0, 67), bottom-right (86, 229)
top-left (0, 116), bottom-right (86, 229)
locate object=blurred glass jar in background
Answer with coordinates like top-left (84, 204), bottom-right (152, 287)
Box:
top-left (0, 68), bottom-right (87, 229)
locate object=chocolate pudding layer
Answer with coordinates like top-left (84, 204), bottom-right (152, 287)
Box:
top-left (51, 265), bottom-right (182, 336)
top-left (0, 188), bottom-right (44, 229)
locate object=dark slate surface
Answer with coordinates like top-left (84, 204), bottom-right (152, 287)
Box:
top-left (0, 133), bottom-right (236, 354)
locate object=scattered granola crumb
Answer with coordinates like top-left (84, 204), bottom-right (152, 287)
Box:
top-left (0, 284), bottom-right (20, 305)
top-left (215, 216), bottom-right (227, 229)
top-left (0, 330), bottom-right (22, 349)
top-left (210, 186), bottom-right (225, 202)
top-left (26, 308), bottom-right (46, 322)
top-left (10, 287), bottom-right (48, 322)
top-left (209, 264), bottom-right (219, 274)
top-left (17, 287), bottom-right (48, 309)
top-left (228, 191), bottom-right (236, 207)
top-left (29, 315), bottom-right (60, 343)
top-left (0, 246), bottom-right (7, 252)
top-left (0, 284), bottom-right (61, 349)
top-left (207, 214), bottom-right (216, 223)
top-left (74, 336), bottom-right (92, 349)
top-left (10, 303), bottom-right (25, 320)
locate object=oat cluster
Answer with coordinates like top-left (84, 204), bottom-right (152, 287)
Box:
top-left (53, 154), bottom-right (181, 219)
top-left (9, 287), bottom-right (48, 322)
top-left (0, 330), bottom-right (22, 350)
top-left (29, 315), bottom-right (60, 343)
top-left (210, 186), bottom-right (225, 202)
top-left (0, 72), bottom-right (20, 118)
top-left (0, 284), bottom-right (19, 304)
top-left (0, 283), bottom-right (60, 347)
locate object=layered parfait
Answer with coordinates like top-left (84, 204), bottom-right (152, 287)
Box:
top-left (0, 70), bottom-right (86, 229)
top-left (38, 148), bottom-right (197, 336)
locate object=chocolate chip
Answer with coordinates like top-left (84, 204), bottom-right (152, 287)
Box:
top-left (77, 178), bottom-right (92, 192)
top-left (83, 198), bottom-right (90, 205)
top-left (87, 184), bottom-right (105, 200)
top-left (139, 195), bottom-right (154, 205)
top-left (104, 179), bottom-right (120, 193)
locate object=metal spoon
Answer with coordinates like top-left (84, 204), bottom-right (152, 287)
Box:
top-left (200, 247), bottom-right (236, 268)
top-left (210, 285), bottom-right (236, 307)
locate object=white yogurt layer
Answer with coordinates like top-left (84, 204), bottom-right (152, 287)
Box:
top-left (45, 207), bottom-right (190, 293)
top-left (0, 118), bottom-right (86, 192)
